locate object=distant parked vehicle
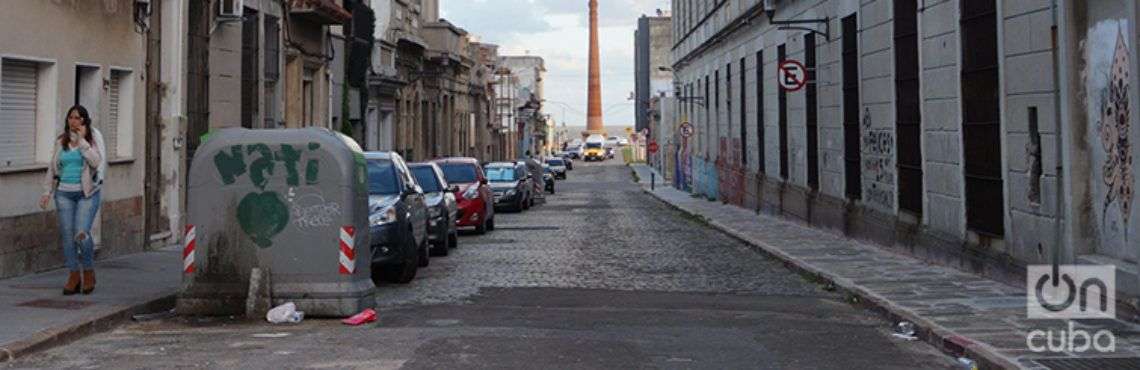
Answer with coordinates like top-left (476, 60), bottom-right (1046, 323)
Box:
top-left (433, 157), bottom-right (495, 234)
top-left (545, 157), bottom-right (568, 179)
top-left (542, 165), bottom-right (556, 194)
top-left (365, 152), bottom-right (428, 284)
top-left (617, 137), bottom-right (630, 146)
top-left (409, 162), bottom-right (459, 257)
top-left (565, 146), bottom-right (582, 160)
top-left (605, 136), bottom-right (620, 148)
top-left (485, 162), bottom-right (532, 212)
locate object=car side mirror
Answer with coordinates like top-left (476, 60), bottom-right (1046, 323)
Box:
top-left (448, 185), bottom-right (460, 193)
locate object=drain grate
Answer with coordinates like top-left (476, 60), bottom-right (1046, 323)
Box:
top-left (1034, 357), bottom-right (1140, 370)
top-left (16, 298), bottom-right (96, 310)
top-left (494, 226), bottom-right (561, 231)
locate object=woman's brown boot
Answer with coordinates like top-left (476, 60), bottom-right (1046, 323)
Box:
top-left (81, 270), bottom-right (95, 295)
top-left (63, 271), bottom-right (81, 295)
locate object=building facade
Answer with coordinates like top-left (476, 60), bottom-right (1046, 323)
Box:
top-left (498, 56), bottom-right (547, 157)
top-left (0, 0), bottom-right (149, 278)
top-left (635, 13), bottom-right (674, 133)
top-left (671, 0), bottom-right (1140, 305)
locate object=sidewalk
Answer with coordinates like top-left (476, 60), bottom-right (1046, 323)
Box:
top-left (0, 247), bottom-right (180, 362)
top-left (630, 164), bottom-right (1140, 369)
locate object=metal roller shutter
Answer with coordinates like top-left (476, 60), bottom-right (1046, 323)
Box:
top-left (105, 71), bottom-right (122, 158)
top-left (0, 60), bottom-right (38, 167)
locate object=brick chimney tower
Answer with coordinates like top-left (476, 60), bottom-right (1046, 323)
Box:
top-left (584, 0), bottom-right (605, 137)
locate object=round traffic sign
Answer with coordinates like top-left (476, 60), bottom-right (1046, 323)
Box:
top-left (679, 122), bottom-right (694, 138)
top-left (778, 60), bottom-right (808, 92)
top-left (648, 141), bottom-right (659, 154)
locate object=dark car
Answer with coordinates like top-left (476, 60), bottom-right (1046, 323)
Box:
top-left (545, 157), bottom-right (567, 179)
top-left (365, 152), bottom-right (429, 284)
top-left (485, 162), bottom-right (532, 212)
top-left (434, 157), bottom-right (495, 234)
top-left (409, 162), bottom-right (459, 257)
top-left (542, 165), bottom-right (556, 194)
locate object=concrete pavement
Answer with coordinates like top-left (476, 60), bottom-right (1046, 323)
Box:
top-left (631, 164), bottom-right (1140, 369)
top-left (0, 247), bottom-right (180, 362)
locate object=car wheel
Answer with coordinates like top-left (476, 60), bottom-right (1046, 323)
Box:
top-left (475, 217), bottom-right (488, 234)
top-left (430, 239), bottom-right (449, 256)
top-left (418, 237), bottom-right (430, 267)
top-left (381, 238), bottom-right (418, 284)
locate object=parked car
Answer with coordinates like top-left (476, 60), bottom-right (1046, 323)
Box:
top-left (365, 152), bottom-right (428, 284)
top-left (565, 146), bottom-right (582, 160)
top-left (545, 157), bottom-right (568, 179)
top-left (617, 137), bottom-right (630, 146)
top-left (542, 165), bottom-right (556, 194)
top-left (433, 157), bottom-right (495, 234)
top-left (409, 162), bottom-right (459, 257)
top-left (562, 155), bottom-right (574, 170)
top-left (485, 162), bottom-right (532, 212)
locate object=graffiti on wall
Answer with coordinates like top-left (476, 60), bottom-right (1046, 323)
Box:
top-left (716, 137), bottom-right (746, 206)
top-left (1085, 20), bottom-right (1135, 248)
top-left (860, 108), bottom-right (896, 209)
top-left (1099, 29), bottom-right (1134, 240)
top-left (214, 142), bottom-right (323, 248)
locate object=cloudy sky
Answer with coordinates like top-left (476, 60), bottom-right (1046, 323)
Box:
top-left (441, 0), bottom-right (672, 126)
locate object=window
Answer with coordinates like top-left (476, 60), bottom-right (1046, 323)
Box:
top-left (778, 44), bottom-right (789, 179)
top-left (805, 34), bottom-right (819, 190)
top-left (740, 58), bottom-right (747, 165)
top-left (106, 69), bottom-right (134, 158)
top-left (264, 15), bottom-right (281, 128)
top-left (1, 59), bottom-right (53, 168)
top-left (961, 0), bottom-right (1003, 236)
top-left (715, 69), bottom-right (721, 158)
top-left (726, 64), bottom-right (732, 153)
top-left (842, 15), bottom-right (861, 200)
top-left (1, 60), bottom-right (39, 167)
top-left (303, 67), bottom-right (316, 126)
top-left (895, 0), bottom-right (923, 214)
top-left (241, 7), bottom-right (259, 129)
top-left (756, 50), bottom-right (765, 172)
top-left (704, 75), bottom-right (710, 156)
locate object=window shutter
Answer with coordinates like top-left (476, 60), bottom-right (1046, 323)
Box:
top-left (105, 71), bottom-right (122, 158)
top-left (0, 60), bottom-right (38, 167)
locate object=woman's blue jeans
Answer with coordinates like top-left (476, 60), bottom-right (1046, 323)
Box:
top-left (55, 190), bottom-right (101, 271)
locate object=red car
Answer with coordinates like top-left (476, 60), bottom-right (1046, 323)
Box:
top-left (432, 158), bottom-right (496, 234)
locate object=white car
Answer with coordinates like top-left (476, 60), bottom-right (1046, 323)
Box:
top-left (605, 136), bottom-right (620, 148)
top-left (617, 137), bottom-right (630, 146)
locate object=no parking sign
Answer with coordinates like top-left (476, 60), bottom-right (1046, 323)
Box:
top-left (778, 60), bottom-right (808, 92)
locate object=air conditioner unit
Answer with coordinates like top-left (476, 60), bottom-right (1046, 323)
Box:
top-left (219, 0), bottom-right (243, 19)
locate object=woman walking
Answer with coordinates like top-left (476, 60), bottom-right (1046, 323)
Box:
top-left (40, 105), bottom-right (106, 295)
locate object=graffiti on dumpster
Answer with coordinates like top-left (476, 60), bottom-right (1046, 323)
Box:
top-left (213, 142), bottom-right (322, 248)
top-left (291, 194), bottom-right (342, 229)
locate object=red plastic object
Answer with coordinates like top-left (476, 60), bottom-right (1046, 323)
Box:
top-left (342, 308), bottom-right (377, 326)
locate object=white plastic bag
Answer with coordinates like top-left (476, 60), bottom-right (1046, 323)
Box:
top-left (266, 302), bottom-right (304, 324)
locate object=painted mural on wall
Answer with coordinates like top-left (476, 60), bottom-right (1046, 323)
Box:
top-left (715, 137), bottom-right (746, 206)
top-left (861, 108), bottom-right (896, 210)
top-left (1085, 20), bottom-right (1135, 251)
top-left (213, 143), bottom-right (324, 248)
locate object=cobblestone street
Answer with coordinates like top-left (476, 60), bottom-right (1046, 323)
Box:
top-left (7, 160), bottom-right (956, 369)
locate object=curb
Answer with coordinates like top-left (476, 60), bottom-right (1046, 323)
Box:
top-left (635, 181), bottom-right (1024, 370)
top-left (0, 291), bottom-right (177, 363)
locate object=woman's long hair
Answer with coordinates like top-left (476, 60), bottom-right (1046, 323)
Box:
top-left (59, 105), bottom-right (94, 149)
